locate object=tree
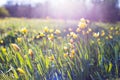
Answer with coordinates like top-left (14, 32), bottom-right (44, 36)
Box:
top-left (0, 7), bottom-right (10, 17)
top-left (91, 0), bottom-right (119, 22)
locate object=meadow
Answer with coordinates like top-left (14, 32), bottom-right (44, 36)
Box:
top-left (0, 18), bottom-right (120, 80)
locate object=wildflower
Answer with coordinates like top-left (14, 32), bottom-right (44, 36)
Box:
top-left (93, 32), bottom-right (99, 38)
top-left (105, 36), bottom-right (109, 40)
top-left (115, 31), bottom-right (119, 35)
top-left (17, 37), bottom-right (22, 42)
top-left (1, 47), bottom-right (7, 54)
top-left (67, 34), bottom-right (70, 37)
top-left (86, 31), bottom-right (89, 34)
top-left (64, 53), bottom-right (68, 58)
top-left (24, 55), bottom-right (27, 59)
top-left (29, 49), bottom-right (33, 58)
top-left (80, 18), bottom-right (86, 23)
top-left (78, 22), bottom-right (87, 29)
top-left (91, 40), bottom-right (94, 44)
top-left (48, 34), bottom-right (54, 41)
top-left (78, 18), bottom-right (87, 29)
top-left (49, 55), bottom-right (55, 61)
top-left (110, 27), bottom-right (114, 30)
top-left (21, 28), bottom-right (27, 34)
top-left (11, 43), bottom-right (20, 51)
top-left (44, 27), bottom-right (49, 32)
top-left (39, 32), bottom-right (45, 37)
top-left (97, 38), bottom-right (100, 42)
top-left (17, 68), bottom-right (25, 74)
top-left (98, 42), bottom-right (101, 45)
top-left (70, 32), bottom-right (74, 36)
top-left (88, 28), bottom-right (92, 32)
top-left (71, 49), bottom-right (75, 55)
top-left (69, 53), bottom-right (74, 58)
top-left (63, 46), bottom-right (68, 51)
top-left (55, 29), bottom-right (61, 34)
top-left (36, 35), bottom-right (40, 39)
top-left (115, 27), bottom-right (118, 30)
top-left (109, 35), bottom-right (113, 39)
top-left (101, 30), bottom-right (105, 36)
top-left (76, 28), bottom-right (81, 32)
top-left (86, 28), bottom-right (92, 34)
top-left (73, 34), bottom-right (78, 39)
top-left (49, 29), bottom-right (54, 33)
top-left (0, 40), bottom-right (3, 44)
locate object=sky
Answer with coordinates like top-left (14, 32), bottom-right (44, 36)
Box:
top-left (0, 0), bottom-right (53, 6)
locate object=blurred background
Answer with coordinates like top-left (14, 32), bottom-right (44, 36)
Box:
top-left (0, 0), bottom-right (120, 22)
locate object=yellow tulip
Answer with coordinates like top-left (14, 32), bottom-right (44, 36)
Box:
top-left (55, 29), bottom-right (61, 34)
top-left (11, 43), bottom-right (20, 51)
top-left (93, 32), bottom-right (99, 38)
top-left (44, 27), bottom-right (49, 32)
top-left (17, 68), bottom-right (25, 74)
top-left (17, 38), bottom-right (22, 42)
top-left (21, 28), bottom-right (27, 34)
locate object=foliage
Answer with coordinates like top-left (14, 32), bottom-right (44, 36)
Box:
top-left (0, 7), bottom-right (10, 17)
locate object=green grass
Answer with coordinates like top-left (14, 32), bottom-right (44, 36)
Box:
top-left (0, 18), bottom-right (120, 80)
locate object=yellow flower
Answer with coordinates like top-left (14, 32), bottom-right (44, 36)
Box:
top-left (78, 22), bottom-right (87, 29)
top-left (39, 32), bottom-right (45, 37)
top-left (11, 43), bottom-right (20, 51)
top-left (0, 40), bottom-right (3, 44)
top-left (110, 27), bottom-right (114, 30)
top-left (105, 36), bottom-right (109, 40)
top-left (36, 35), bottom-right (40, 39)
top-left (48, 55), bottom-right (55, 61)
top-left (1, 47), bottom-right (7, 54)
top-left (101, 30), bottom-right (105, 36)
top-left (73, 34), bottom-right (78, 39)
top-left (29, 49), bottom-right (33, 58)
top-left (86, 31), bottom-right (89, 34)
top-left (64, 53), bottom-right (68, 58)
top-left (21, 28), bottom-right (27, 34)
top-left (63, 46), bottom-right (68, 51)
top-left (93, 32), bottom-right (99, 38)
top-left (48, 34), bottom-right (54, 41)
top-left (109, 35), bottom-right (113, 39)
top-left (91, 40), bottom-right (94, 44)
top-left (44, 27), bottom-right (49, 32)
top-left (17, 68), bottom-right (25, 74)
top-left (69, 53), bottom-right (74, 58)
top-left (71, 49), bottom-right (75, 55)
top-left (88, 28), bottom-right (92, 32)
top-left (115, 31), bottom-right (119, 35)
top-left (97, 38), bottom-right (100, 42)
top-left (55, 29), bottom-right (61, 34)
top-left (17, 38), bottom-right (22, 42)
top-left (115, 27), bottom-right (118, 30)
top-left (80, 18), bottom-right (86, 23)
top-left (76, 28), bottom-right (81, 32)
top-left (70, 32), bottom-right (74, 36)
top-left (49, 29), bottom-right (54, 33)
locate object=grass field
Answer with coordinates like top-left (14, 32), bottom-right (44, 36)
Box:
top-left (0, 18), bottom-right (120, 80)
